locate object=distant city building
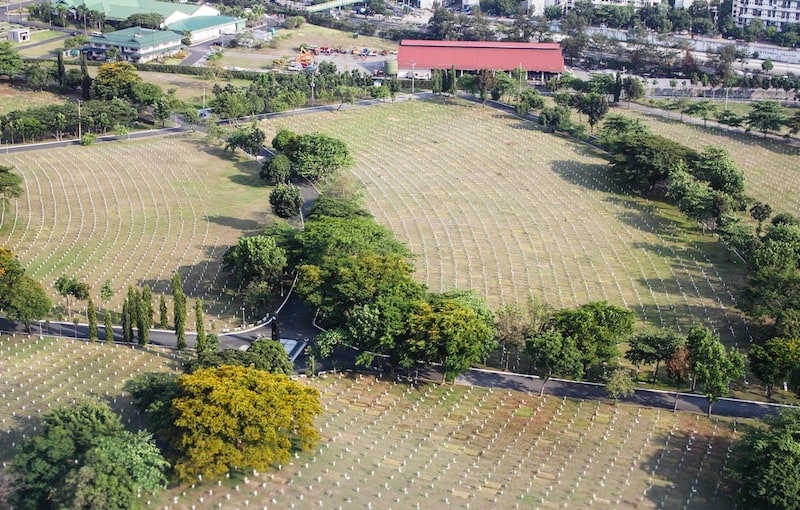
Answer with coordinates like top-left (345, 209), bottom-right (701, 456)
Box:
top-left (732, 0), bottom-right (800, 29)
top-left (534, 0), bottom-right (663, 13)
top-left (82, 27), bottom-right (183, 62)
top-left (396, 39), bottom-right (565, 82)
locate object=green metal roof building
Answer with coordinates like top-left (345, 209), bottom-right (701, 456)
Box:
top-left (166, 15), bottom-right (246, 44)
top-left (83, 26), bottom-right (183, 62)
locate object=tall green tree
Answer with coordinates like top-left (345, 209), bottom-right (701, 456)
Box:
top-left (54, 276), bottom-right (90, 321)
top-left (525, 330), bottom-right (583, 396)
top-left (172, 273), bottom-right (187, 350)
top-left (749, 337), bottom-right (800, 397)
top-left (6, 275), bottom-right (51, 332)
top-left (159, 294), bottom-right (168, 328)
top-left (688, 326), bottom-right (744, 416)
top-left (552, 301), bottom-right (635, 372)
top-left (0, 166), bottom-right (23, 203)
top-left (289, 133), bottom-right (353, 181)
top-left (104, 308), bottom-right (113, 342)
top-left (477, 69), bottom-right (497, 105)
top-left (121, 298), bottom-right (133, 343)
top-left (87, 297), bottom-right (98, 342)
top-left (747, 100), bottom-right (786, 138)
top-left (223, 234), bottom-right (287, 288)
top-left (0, 41), bottom-right (24, 77)
top-left (734, 409), bottom-right (800, 510)
top-left (194, 299), bottom-right (206, 353)
top-left (55, 51), bottom-right (66, 88)
top-left (605, 368), bottom-right (635, 403)
top-left (269, 182), bottom-right (303, 219)
top-left (91, 62), bottom-right (142, 100)
top-left (80, 54), bottom-right (92, 100)
top-left (625, 328), bottom-right (685, 384)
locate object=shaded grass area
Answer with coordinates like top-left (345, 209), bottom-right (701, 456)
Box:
top-left (0, 82), bottom-right (66, 115)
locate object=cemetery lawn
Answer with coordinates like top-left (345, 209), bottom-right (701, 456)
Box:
top-left (0, 134), bottom-right (272, 326)
top-left (260, 98), bottom-right (750, 345)
top-left (154, 373), bottom-right (744, 509)
top-left (619, 106), bottom-right (800, 217)
top-left (0, 335), bottom-right (187, 462)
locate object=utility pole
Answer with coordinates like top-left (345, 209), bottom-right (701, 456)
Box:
top-left (411, 60), bottom-right (416, 94)
top-left (77, 99), bottom-right (82, 139)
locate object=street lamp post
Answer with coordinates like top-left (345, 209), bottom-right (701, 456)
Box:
top-left (411, 61), bottom-right (416, 95)
top-left (241, 306), bottom-right (245, 329)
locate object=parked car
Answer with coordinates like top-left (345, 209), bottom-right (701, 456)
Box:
top-left (287, 62), bottom-right (303, 72)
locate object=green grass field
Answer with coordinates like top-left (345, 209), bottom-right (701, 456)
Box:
top-left (260, 98), bottom-right (750, 345)
top-left (0, 135), bottom-right (270, 325)
top-left (618, 107), bottom-right (800, 218)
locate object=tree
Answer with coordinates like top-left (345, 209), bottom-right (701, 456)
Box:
top-left (749, 337), bottom-right (800, 397)
top-left (91, 62), bottom-right (142, 100)
top-left (6, 275), bottom-right (51, 332)
top-left (606, 132), bottom-right (696, 193)
top-left (121, 297), bottom-right (132, 343)
top-left (552, 301), bottom-right (635, 372)
top-left (11, 399), bottom-right (166, 510)
top-left (716, 109), bottom-right (746, 130)
top-left (126, 372), bottom-right (181, 439)
top-left (579, 93), bottom-right (609, 132)
top-left (605, 368), bottom-right (635, 403)
top-left (688, 326), bottom-right (745, 416)
top-left (137, 285), bottom-right (152, 346)
top-left (525, 330), bottom-right (583, 396)
top-left (271, 128), bottom-right (297, 153)
top-left (747, 100), bottom-right (786, 138)
top-left (223, 234), bottom-right (287, 288)
top-left (172, 273), bottom-right (187, 350)
top-left (750, 201), bottom-right (773, 235)
top-left (683, 100), bottom-right (717, 126)
top-left (171, 365), bottom-right (322, 482)
top-left (667, 345), bottom-right (690, 410)
top-left (55, 51), bottom-right (66, 88)
top-left (248, 338), bottom-right (293, 375)
top-left (622, 76), bottom-right (645, 105)
top-left (290, 133), bottom-right (353, 181)
top-left (0, 41), bottom-right (24, 78)
top-left (260, 154), bottom-right (292, 184)
top-left (495, 304), bottom-right (527, 371)
top-left (194, 299), bottom-right (206, 353)
top-left (477, 69), bottom-right (497, 105)
top-left (333, 85), bottom-right (360, 110)
top-left (159, 294), bottom-right (168, 328)
top-left (693, 146), bottom-right (745, 197)
top-left (269, 182), bottom-right (303, 219)
top-left (100, 279), bottom-right (114, 302)
top-left (224, 123), bottom-right (265, 156)
top-left (80, 54), bottom-right (92, 100)
top-left (407, 291), bottom-right (497, 384)
top-left (87, 297), bottom-right (98, 341)
top-left (734, 409), bottom-right (800, 510)
top-left (761, 57), bottom-right (774, 72)
top-left (625, 328), bottom-right (685, 384)
top-left (104, 308), bottom-right (113, 342)
top-left (54, 276), bottom-right (90, 320)
top-left (0, 166), bottom-right (23, 203)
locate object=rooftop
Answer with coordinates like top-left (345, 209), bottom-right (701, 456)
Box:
top-left (166, 15), bottom-right (244, 33)
top-left (88, 26), bottom-right (182, 48)
top-left (56, 0), bottom-right (212, 21)
top-left (397, 39), bottom-right (565, 74)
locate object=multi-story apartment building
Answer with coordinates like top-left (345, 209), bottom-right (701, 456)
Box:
top-left (733, 0), bottom-right (800, 29)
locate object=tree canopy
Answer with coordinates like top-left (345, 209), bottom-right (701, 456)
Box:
top-left (0, 165), bottom-right (23, 202)
top-left (171, 365), bottom-right (321, 481)
top-left (0, 41), bottom-right (24, 77)
top-left (92, 62), bottom-right (142, 100)
top-left (290, 133), bottom-right (353, 181)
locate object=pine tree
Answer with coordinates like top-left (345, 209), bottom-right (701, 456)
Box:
top-left (194, 299), bottom-right (206, 354)
top-left (159, 295), bottom-right (168, 328)
top-left (103, 308), bottom-right (113, 342)
top-left (87, 297), bottom-right (98, 342)
top-left (56, 51), bottom-right (66, 88)
top-left (80, 54), bottom-right (91, 100)
top-left (448, 65), bottom-right (458, 96)
top-left (172, 273), bottom-right (187, 350)
top-left (122, 298), bottom-right (133, 343)
top-left (138, 285), bottom-right (152, 346)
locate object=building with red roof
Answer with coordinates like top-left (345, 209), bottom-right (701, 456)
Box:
top-left (396, 39), bottom-right (565, 83)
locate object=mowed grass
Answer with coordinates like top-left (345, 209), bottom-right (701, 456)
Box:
top-left (260, 99), bottom-right (750, 344)
top-left (154, 373), bottom-right (743, 509)
top-left (618, 106), bottom-right (800, 217)
top-left (0, 335), bottom-right (187, 462)
top-left (0, 82), bottom-right (66, 115)
top-left (0, 135), bottom-right (271, 325)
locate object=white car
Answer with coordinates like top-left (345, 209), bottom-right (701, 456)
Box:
top-left (287, 62), bottom-right (303, 72)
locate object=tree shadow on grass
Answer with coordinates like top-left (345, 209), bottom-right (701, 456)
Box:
top-left (181, 138), bottom-right (264, 186)
top-left (205, 215), bottom-right (263, 233)
top-left (638, 428), bottom-right (740, 510)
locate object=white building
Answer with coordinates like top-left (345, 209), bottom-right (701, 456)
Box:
top-left (732, 0), bottom-right (800, 29)
top-left (7, 28), bottom-right (30, 43)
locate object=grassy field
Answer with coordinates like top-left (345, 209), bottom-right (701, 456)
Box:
top-left (153, 373), bottom-right (742, 509)
top-left (0, 135), bottom-right (271, 326)
top-left (0, 335), bottom-right (187, 462)
top-left (0, 82), bottom-right (66, 115)
top-left (260, 98), bottom-right (750, 345)
top-left (619, 106), bottom-right (800, 217)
